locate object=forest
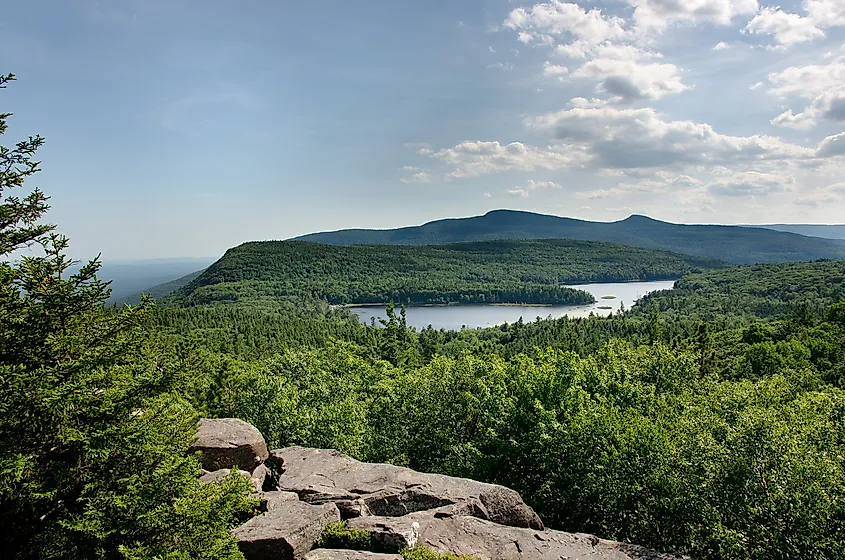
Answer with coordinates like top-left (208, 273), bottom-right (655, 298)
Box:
top-left (173, 239), bottom-right (725, 307)
top-left (148, 260), bottom-right (845, 559)
top-left (2, 73), bottom-right (845, 560)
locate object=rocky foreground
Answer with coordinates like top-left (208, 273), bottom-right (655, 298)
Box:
top-left (191, 418), bottom-right (685, 560)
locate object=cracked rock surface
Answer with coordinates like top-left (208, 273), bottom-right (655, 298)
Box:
top-left (193, 419), bottom-right (685, 560)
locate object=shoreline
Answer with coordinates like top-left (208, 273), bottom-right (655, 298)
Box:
top-left (338, 301), bottom-right (586, 309)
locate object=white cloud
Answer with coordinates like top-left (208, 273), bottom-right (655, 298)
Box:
top-left (508, 180), bottom-right (563, 196)
top-left (505, 1), bottom-right (628, 46)
top-left (743, 0), bottom-right (845, 48)
top-left (430, 141), bottom-right (587, 178)
top-left (525, 105), bottom-right (816, 170)
top-left (805, 0), bottom-right (845, 25)
top-left (506, 3), bottom-right (691, 103)
top-left (576, 173), bottom-right (703, 199)
top-left (707, 171), bottom-right (797, 197)
top-left (524, 179), bottom-right (562, 190)
top-left (543, 61), bottom-right (570, 78)
top-left (817, 132), bottom-right (845, 157)
top-left (793, 182), bottom-right (845, 206)
top-left (768, 57), bottom-right (845, 128)
top-left (488, 62), bottom-right (515, 71)
top-left (744, 7), bottom-right (825, 47)
top-left (400, 172), bottom-right (433, 184)
top-left (625, 0), bottom-right (759, 31)
top-left (572, 57), bottom-right (687, 101)
top-left (713, 41), bottom-right (730, 51)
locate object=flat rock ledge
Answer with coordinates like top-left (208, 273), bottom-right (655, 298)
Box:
top-left (193, 419), bottom-right (686, 560)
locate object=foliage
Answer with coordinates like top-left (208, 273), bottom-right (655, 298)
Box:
top-left (314, 523), bottom-right (478, 560)
top-left (635, 260), bottom-right (845, 321)
top-left (401, 546), bottom-right (478, 560)
top-left (314, 521), bottom-right (376, 551)
top-left (0, 74), bottom-right (256, 559)
top-left (172, 238), bottom-right (725, 306)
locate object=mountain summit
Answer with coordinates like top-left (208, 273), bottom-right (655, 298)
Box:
top-left (294, 210), bottom-right (845, 265)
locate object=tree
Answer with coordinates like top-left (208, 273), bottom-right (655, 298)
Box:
top-left (0, 73), bottom-right (256, 559)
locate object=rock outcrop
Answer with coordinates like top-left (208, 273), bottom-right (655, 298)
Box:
top-left (273, 446), bottom-right (543, 530)
top-left (304, 552), bottom-right (402, 560)
top-left (190, 418), bottom-right (269, 471)
top-left (192, 419), bottom-right (685, 560)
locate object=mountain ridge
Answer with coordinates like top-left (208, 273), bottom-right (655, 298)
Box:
top-left (294, 210), bottom-right (845, 265)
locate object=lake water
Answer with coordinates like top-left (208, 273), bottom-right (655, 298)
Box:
top-left (351, 280), bottom-right (676, 331)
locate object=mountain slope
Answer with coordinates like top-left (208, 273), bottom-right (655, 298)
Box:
top-left (172, 239), bottom-right (727, 307)
top-left (294, 210), bottom-right (845, 265)
top-left (755, 224), bottom-right (845, 240)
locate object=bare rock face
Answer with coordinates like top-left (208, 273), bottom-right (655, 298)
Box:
top-left (199, 468), bottom-right (252, 485)
top-left (233, 501), bottom-right (340, 560)
top-left (304, 551), bottom-right (402, 560)
top-left (190, 418), bottom-right (269, 471)
top-left (263, 491), bottom-right (300, 512)
top-left (272, 447), bottom-right (543, 530)
top-left (192, 420), bottom-right (684, 560)
top-left (347, 513), bottom-right (684, 560)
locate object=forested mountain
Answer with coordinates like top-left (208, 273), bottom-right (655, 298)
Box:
top-left (172, 239), bottom-right (726, 307)
top-left (635, 260), bottom-right (845, 321)
top-left (294, 210), bottom-right (845, 264)
top-left (756, 223), bottom-right (845, 240)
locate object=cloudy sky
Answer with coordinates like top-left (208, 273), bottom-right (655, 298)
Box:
top-left (2, 0), bottom-right (844, 260)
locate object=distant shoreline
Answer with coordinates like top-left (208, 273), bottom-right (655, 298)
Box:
top-left (339, 302), bottom-right (565, 309)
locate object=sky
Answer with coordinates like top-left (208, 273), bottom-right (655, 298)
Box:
top-left (1, 0), bottom-right (845, 260)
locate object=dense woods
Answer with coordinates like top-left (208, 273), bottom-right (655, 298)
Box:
top-left (150, 261), bottom-right (845, 559)
top-left (173, 239), bottom-right (724, 307)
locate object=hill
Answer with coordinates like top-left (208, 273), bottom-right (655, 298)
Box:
top-left (172, 239), bottom-right (727, 307)
top-left (294, 210), bottom-right (845, 265)
top-left (755, 224), bottom-right (845, 240)
top-left (635, 259), bottom-right (845, 320)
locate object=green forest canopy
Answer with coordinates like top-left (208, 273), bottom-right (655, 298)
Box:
top-left (172, 238), bottom-right (726, 307)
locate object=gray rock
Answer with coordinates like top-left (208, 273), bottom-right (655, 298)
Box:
top-left (263, 491), bottom-right (301, 512)
top-left (233, 501), bottom-right (340, 560)
top-left (349, 514), bottom-right (684, 560)
top-left (251, 463), bottom-right (270, 493)
top-left (191, 418), bottom-right (269, 471)
top-left (345, 516), bottom-right (420, 552)
top-left (199, 468), bottom-right (251, 485)
top-left (304, 551), bottom-right (401, 560)
top-left (272, 447), bottom-right (542, 529)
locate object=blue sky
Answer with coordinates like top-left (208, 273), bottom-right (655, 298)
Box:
top-left (2, 0), bottom-right (844, 260)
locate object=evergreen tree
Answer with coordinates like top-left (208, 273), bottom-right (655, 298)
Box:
top-left (0, 73), bottom-right (256, 559)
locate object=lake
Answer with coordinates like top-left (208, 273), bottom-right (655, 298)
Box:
top-left (350, 280), bottom-right (676, 331)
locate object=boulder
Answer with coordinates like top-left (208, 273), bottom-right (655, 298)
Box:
top-left (233, 501), bottom-right (340, 560)
top-left (345, 516), bottom-right (420, 552)
top-left (191, 418), bottom-right (269, 471)
top-left (304, 551), bottom-right (402, 560)
top-left (251, 463), bottom-right (271, 493)
top-left (199, 468), bottom-right (251, 485)
top-left (272, 447), bottom-right (542, 529)
top-left (263, 491), bottom-right (301, 512)
top-left (348, 513), bottom-right (684, 560)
